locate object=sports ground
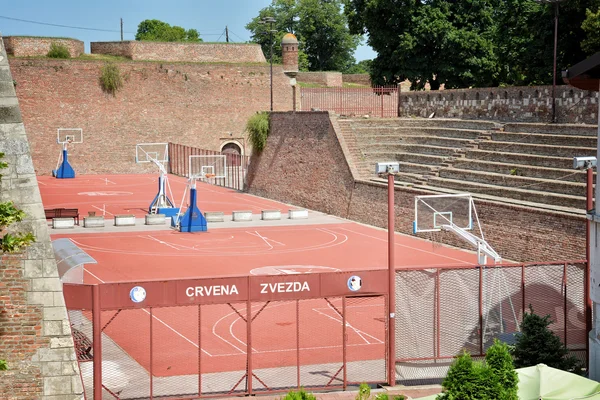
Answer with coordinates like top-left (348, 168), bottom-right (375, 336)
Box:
top-left (41, 173), bottom-right (487, 398)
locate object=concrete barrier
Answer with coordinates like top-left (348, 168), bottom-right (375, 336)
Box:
top-left (261, 210), bottom-right (281, 220)
top-left (52, 217), bottom-right (75, 229)
top-left (83, 216), bottom-right (105, 228)
top-left (205, 212), bottom-right (225, 222)
top-left (289, 209), bottom-right (308, 219)
top-left (232, 210), bottom-right (253, 222)
top-left (114, 214), bottom-right (136, 226)
top-left (145, 214), bottom-right (166, 225)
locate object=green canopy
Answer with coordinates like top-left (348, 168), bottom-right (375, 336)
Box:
top-left (517, 364), bottom-right (600, 400)
top-left (413, 364), bottom-right (600, 400)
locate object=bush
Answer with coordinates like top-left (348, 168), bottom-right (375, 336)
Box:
top-left (512, 307), bottom-right (581, 372)
top-left (0, 360), bottom-right (6, 370)
top-left (99, 63), bottom-right (123, 95)
top-left (246, 112), bottom-right (270, 152)
top-left (47, 42), bottom-right (70, 59)
top-left (282, 388), bottom-right (316, 400)
top-left (437, 340), bottom-right (518, 400)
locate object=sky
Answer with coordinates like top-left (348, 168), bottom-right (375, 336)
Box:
top-left (0, 0), bottom-right (377, 62)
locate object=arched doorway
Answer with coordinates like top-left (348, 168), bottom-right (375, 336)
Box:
top-left (221, 142), bottom-right (242, 166)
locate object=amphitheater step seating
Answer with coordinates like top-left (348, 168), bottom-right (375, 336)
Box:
top-left (490, 131), bottom-right (597, 148)
top-left (358, 135), bottom-right (475, 148)
top-left (476, 141), bottom-right (595, 158)
top-left (354, 126), bottom-right (483, 140)
top-left (362, 143), bottom-right (463, 157)
top-left (451, 159), bottom-right (594, 184)
top-left (504, 123), bottom-right (598, 136)
top-left (335, 117), bottom-right (597, 212)
top-left (465, 149), bottom-right (573, 169)
top-left (424, 176), bottom-right (585, 210)
top-left (438, 168), bottom-right (585, 197)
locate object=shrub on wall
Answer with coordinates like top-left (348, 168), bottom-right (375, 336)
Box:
top-left (47, 42), bottom-right (70, 59)
top-left (99, 62), bottom-right (123, 95)
top-left (246, 112), bottom-right (270, 152)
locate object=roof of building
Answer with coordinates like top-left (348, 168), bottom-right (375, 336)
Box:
top-left (281, 33), bottom-right (298, 45)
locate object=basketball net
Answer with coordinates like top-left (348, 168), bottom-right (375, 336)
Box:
top-left (429, 230), bottom-right (444, 250)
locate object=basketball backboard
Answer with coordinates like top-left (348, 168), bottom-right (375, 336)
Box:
top-left (57, 128), bottom-right (83, 144)
top-left (136, 143), bottom-right (169, 164)
top-left (413, 193), bottom-right (473, 233)
top-left (188, 155), bottom-right (227, 180)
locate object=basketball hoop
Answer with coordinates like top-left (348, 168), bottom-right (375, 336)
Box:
top-left (204, 173), bottom-right (216, 180)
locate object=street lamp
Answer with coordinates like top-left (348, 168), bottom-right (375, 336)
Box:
top-left (535, 0), bottom-right (567, 123)
top-left (261, 16), bottom-right (277, 112)
top-left (375, 161), bottom-right (400, 387)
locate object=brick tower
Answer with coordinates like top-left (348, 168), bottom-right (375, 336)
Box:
top-left (281, 33), bottom-right (299, 76)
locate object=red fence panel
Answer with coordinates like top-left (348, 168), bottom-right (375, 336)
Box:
top-left (168, 142), bottom-right (249, 191)
top-left (300, 86), bottom-right (399, 118)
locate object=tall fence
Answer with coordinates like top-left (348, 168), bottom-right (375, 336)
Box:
top-left (64, 270), bottom-right (388, 399)
top-left (300, 86), bottom-right (400, 118)
top-left (395, 261), bottom-right (588, 384)
top-left (168, 143), bottom-right (249, 191)
top-left (64, 262), bottom-right (588, 397)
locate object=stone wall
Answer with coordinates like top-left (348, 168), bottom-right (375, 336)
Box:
top-left (297, 71), bottom-right (343, 87)
top-left (400, 85), bottom-right (599, 124)
top-left (246, 111), bottom-right (586, 263)
top-left (9, 58), bottom-right (293, 175)
top-left (342, 74), bottom-right (371, 86)
top-left (90, 41), bottom-right (266, 63)
top-left (3, 37), bottom-right (84, 58)
top-left (0, 36), bottom-right (82, 399)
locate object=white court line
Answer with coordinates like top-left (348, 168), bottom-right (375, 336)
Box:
top-left (338, 226), bottom-right (474, 265)
top-left (212, 310), bottom-right (249, 355)
top-left (104, 179), bottom-right (116, 185)
top-left (37, 180), bottom-right (46, 186)
top-left (245, 231), bottom-right (286, 247)
top-left (210, 341), bottom-right (381, 357)
top-left (142, 235), bottom-right (182, 251)
top-left (84, 268), bottom-right (212, 357)
top-left (92, 205), bottom-right (114, 216)
top-left (316, 304), bottom-right (384, 345)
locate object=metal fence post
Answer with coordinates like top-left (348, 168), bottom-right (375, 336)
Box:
top-left (92, 285), bottom-right (102, 400)
top-left (150, 308), bottom-right (154, 399)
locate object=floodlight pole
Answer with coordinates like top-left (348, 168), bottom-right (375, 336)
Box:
top-left (587, 165), bottom-right (593, 367)
top-left (552, 1), bottom-right (558, 123)
top-left (387, 172), bottom-right (396, 387)
top-left (261, 16), bottom-right (276, 112)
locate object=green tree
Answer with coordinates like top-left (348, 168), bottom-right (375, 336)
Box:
top-left (345, 59), bottom-right (372, 75)
top-left (512, 307), bottom-right (580, 372)
top-left (344, 0), bottom-right (500, 89)
top-left (582, 7), bottom-right (600, 55)
top-left (437, 341), bottom-right (518, 400)
top-left (246, 0), bottom-right (360, 72)
top-left (135, 19), bottom-right (203, 42)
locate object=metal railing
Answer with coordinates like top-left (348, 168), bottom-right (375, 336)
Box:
top-left (300, 86), bottom-right (400, 118)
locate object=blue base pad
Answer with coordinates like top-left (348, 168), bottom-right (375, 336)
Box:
top-left (157, 207), bottom-right (179, 217)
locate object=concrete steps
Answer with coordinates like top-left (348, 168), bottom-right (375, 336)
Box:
top-left (438, 168), bottom-right (585, 197)
top-left (357, 135), bottom-right (474, 148)
top-left (476, 141), bottom-right (595, 158)
top-left (490, 131), bottom-right (597, 148)
top-left (451, 159), bottom-right (594, 184)
top-left (361, 143), bottom-right (462, 157)
top-left (504, 123), bottom-right (598, 136)
top-left (363, 152), bottom-right (449, 166)
top-left (464, 149), bottom-right (573, 169)
top-left (350, 126), bottom-right (483, 140)
top-left (424, 176), bottom-right (585, 209)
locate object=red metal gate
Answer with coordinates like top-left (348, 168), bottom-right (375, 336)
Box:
top-left (65, 271), bottom-right (388, 399)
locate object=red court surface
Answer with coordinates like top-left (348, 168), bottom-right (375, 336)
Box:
top-left (53, 222), bottom-right (481, 283)
top-left (38, 174), bottom-right (290, 217)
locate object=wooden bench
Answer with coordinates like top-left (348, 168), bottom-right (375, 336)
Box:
top-left (44, 208), bottom-right (79, 225)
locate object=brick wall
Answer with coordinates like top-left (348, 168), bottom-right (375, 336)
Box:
top-left (342, 74), bottom-right (371, 86)
top-left (297, 72), bottom-right (343, 87)
top-left (91, 41), bottom-right (266, 63)
top-left (9, 58), bottom-right (293, 175)
top-left (0, 36), bottom-right (83, 399)
top-left (401, 85), bottom-right (599, 124)
top-left (3, 37), bottom-right (83, 58)
top-left (246, 111), bottom-right (586, 263)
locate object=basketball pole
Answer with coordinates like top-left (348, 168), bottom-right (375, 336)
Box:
top-left (387, 172), bottom-right (396, 387)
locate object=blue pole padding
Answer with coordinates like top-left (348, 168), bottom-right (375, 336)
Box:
top-left (412, 221), bottom-right (417, 234)
top-left (55, 149), bottom-right (75, 179)
top-left (179, 188), bottom-right (207, 232)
